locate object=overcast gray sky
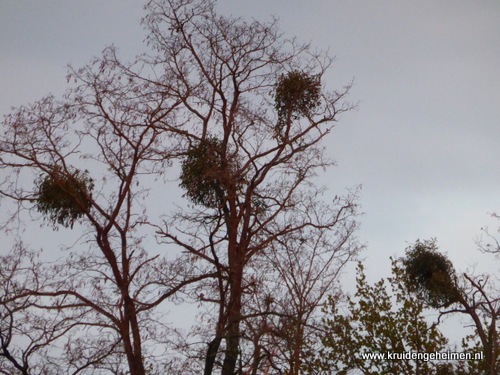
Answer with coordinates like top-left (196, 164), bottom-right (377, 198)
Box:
top-left (1, 0), bottom-right (499, 296)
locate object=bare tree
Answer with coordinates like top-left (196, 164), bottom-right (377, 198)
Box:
top-left (0, 46), bottom-right (213, 375)
top-left (0, 243), bottom-right (61, 375)
top-left (238, 197), bottom-right (361, 375)
top-left (441, 273), bottom-right (500, 375)
top-left (402, 239), bottom-right (499, 375)
top-left (476, 213), bottom-right (500, 255)
top-left (0, 0), bottom-right (358, 373)
top-left (141, 1), bottom-right (358, 374)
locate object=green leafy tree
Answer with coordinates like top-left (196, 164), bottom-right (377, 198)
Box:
top-left (305, 261), bottom-right (454, 375)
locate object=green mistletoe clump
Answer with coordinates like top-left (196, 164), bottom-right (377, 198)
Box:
top-left (35, 166), bottom-right (94, 228)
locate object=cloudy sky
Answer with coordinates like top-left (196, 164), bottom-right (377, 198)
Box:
top-left (1, 0), bottom-right (499, 306)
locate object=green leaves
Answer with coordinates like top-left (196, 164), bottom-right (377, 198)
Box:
top-left (274, 70), bottom-right (321, 134)
top-left (307, 261), bottom-right (450, 375)
top-left (179, 138), bottom-right (228, 208)
top-left (35, 167), bottom-right (94, 228)
top-left (402, 240), bottom-right (461, 308)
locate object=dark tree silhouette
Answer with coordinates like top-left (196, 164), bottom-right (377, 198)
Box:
top-left (0, 0), bottom-right (359, 374)
top-left (402, 240), bottom-right (499, 375)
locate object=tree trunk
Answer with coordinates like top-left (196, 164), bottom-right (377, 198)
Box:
top-left (221, 267), bottom-right (243, 375)
top-left (205, 336), bottom-right (223, 375)
top-left (122, 292), bottom-right (146, 375)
